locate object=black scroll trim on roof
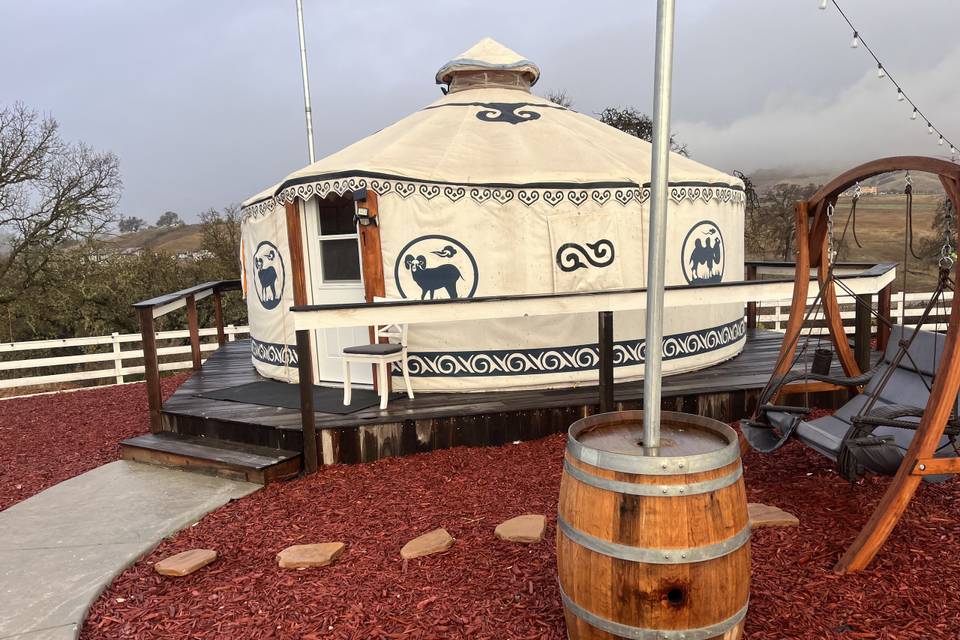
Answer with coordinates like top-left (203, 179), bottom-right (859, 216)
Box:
top-left (423, 101), bottom-right (568, 125)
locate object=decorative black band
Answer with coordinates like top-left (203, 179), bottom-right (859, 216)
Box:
top-left (397, 318), bottom-right (746, 378)
top-left (250, 337), bottom-right (299, 368)
top-left (242, 172), bottom-right (745, 220)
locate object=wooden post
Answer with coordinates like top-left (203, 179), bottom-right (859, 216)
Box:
top-left (854, 293), bottom-right (872, 373)
top-left (287, 200), bottom-right (319, 472)
top-left (877, 283), bottom-right (892, 352)
top-left (745, 264), bottom-right (758, 330)
top-left (818, 236), bottom-right (862, 378)
top-left (138, 308), bottom-right (162, 433)
top-left (296, 329), bottom-right (319, 473)
top-left (285, 201), bottom-right (309, 307)
top-left (185, 294), bottom-right (202, 370)
top-left (598, 311), bottom-right (614, 413)
top-left (111, 332), bottom-right (124, 385)
top-left (774, 203), bottom-right (811, 379)
top-left (358, 192), bottom-right (385, 302)
top-left (357, 191), bottom-right (388, 391)
top-left (213, 291), bottom-right (226, 347)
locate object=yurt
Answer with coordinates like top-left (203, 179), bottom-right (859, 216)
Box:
top-left (240, 38), bottom-right (746, 393)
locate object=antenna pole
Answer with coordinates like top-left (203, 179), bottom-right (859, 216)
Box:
top-left (642, 0), bottom-right (677, 455)
top-left (295, 0), bottom-right (316, 163)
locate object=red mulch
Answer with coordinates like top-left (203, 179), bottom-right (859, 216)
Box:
top-left (0, 374), bottom-right (187, 510)
top-left (80, 412), bottom-right (960, 640)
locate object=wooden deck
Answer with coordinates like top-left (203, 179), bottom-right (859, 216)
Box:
top-left (161, 330), bottom-right (846, 464)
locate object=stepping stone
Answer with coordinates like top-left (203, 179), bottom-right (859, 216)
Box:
top-left (495, 514), bottom-right (547, 543)
top-left (401, 528), bottom-right (454, 560)
top-left (277, 542), bottom-right (345, 569)
top-left (154, 549), bottom-right (217, 576)
top-left (748, 503), bottom-right (799, 528)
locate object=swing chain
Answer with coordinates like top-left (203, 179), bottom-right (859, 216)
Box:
top-left (852, 181), bottom-right (862, 201)
top-left (940, 197), bottom-right (956, 270)
top-left (826, 201), bottom-right (837, 266)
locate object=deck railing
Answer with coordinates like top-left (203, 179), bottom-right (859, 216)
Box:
top-left (133, 279), bottom-right (242, 432)
top-left (289, 262), bottom-right (898, 472)
top-left (0, 325), bottom-right (250, 393)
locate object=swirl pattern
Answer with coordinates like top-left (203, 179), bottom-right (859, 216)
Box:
top-left (395, 318), bottom-right (745, 378)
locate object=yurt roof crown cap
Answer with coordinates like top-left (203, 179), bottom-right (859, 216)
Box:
top-left (436, 37), bottom-right (540, 93)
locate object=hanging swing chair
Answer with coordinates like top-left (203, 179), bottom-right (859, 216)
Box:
top-left (741, 156), bottom-right (960, 573)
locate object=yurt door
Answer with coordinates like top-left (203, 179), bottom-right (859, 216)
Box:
top-left (303, 197), bottom-right (373, 386)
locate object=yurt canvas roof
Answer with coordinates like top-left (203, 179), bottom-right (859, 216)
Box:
top-left (244, 38), bottom-right (741, 208)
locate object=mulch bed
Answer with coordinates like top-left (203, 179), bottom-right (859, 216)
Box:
top-left (80, 412), bottom-right (960, 640)
top-left (0, 374), bottom-right (187, 510)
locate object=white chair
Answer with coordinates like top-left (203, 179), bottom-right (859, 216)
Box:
top-left (342, 322), bottom-right (414, 410)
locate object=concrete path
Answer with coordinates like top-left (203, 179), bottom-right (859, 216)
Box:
top-left (0, 461), bottom-right (258, 640)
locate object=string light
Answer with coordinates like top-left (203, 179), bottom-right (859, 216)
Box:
top-left (820, 0), bottom-right (956, 159)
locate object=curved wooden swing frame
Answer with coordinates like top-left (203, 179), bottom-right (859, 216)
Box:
top-left (775, 156), bottom-right (960, 573)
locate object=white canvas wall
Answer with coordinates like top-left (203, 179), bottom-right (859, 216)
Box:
top-left (241, 202), bottom-right (299, 383)
top-left (368, 182), bottom-right (745, 392)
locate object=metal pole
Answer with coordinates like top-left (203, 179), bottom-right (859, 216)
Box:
top-left (642, 0), bottom-right (677, 455)
top-left (295, 0), bottom-right (316, 163)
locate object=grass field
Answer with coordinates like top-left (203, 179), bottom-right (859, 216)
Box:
top-left (822, 193), bottom-right (943, 292)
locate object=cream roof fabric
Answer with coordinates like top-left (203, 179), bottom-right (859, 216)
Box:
top-left (244, 40), bottom-right (741, 207)
top-left (435, 37), bottom-right (540, 86)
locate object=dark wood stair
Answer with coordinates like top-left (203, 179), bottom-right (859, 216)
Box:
top-left (120, 432), bottom-right (301, 484)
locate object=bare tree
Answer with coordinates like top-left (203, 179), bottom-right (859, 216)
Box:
top-left (597, 107), bottom-right (688, 156)
top-left (200, 204), bottom-right (242, 277)
top-left (747, 183), bottom-right (819, 261)
top-left (0, 103), bottom-right (121, 303)
top-left (544, 89), bottom-right (574, 108)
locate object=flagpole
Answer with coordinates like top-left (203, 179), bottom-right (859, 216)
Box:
top-left (295, 0), bottom-right (316, 163)
top-left (642, 0), bottom-right (677, 455)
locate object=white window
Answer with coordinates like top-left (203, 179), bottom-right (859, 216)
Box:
top-left (317, 197), bottom-right (362, 283)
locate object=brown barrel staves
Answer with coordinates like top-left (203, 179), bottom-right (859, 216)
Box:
top-left (557, 411), bottom-right (750, 640)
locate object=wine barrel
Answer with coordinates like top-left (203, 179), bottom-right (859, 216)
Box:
top-left (557, 410), bottom-right (750, 640)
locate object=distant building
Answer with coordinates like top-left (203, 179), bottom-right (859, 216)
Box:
top-left (859, 185), bottom-right (878, 195)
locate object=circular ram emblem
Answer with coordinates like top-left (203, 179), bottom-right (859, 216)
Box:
top-left (394, 234), bottom-right (478, 300)
top-left (681, 221), bottom-right (724, 285)
top-left (253, 241), bottom-right (285, 310)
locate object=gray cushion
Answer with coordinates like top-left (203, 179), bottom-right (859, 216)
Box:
top-left (343, 343), bottom-right (402, 356)
top-left (793, 326), bottom-right (957, 477)
top-left (795, 415), bottom-right (851, 459)
top-left (883, 326), bottom-right (947, 377)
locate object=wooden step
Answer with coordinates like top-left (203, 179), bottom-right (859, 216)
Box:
top-left (121, 432), bottom-right (301, 484)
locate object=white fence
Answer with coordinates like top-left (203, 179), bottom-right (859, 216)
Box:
top-left (756, 291), bottom-right (949, 335)
top-left (0, 325), bottom-right (250, 392)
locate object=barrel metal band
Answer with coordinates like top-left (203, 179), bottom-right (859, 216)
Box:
top-left (557, 516), bottom-right (750, 565)
top-left (563, 459), bottom-right (742, 497)
top-left (565, 437), bottom-right (740, 476)
top-left (559, 584), bottom-right (748, 640)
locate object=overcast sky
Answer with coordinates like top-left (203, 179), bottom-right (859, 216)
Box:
top-left (2, 1), bottom-right (958, 221)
